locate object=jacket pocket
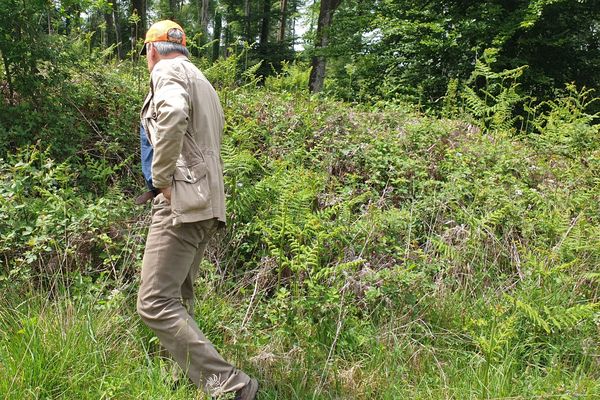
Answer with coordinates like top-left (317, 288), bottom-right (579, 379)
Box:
top-left (171, 161), bottom-right (212, 217)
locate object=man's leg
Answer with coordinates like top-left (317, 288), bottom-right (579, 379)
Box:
top-left (163, 236), bottom-right (206, 384)
top-left (181, 240), bottom-right (205, 317)
top-left (137, 202), bottom-right (249, 395)
top-left (163, 237), bottom-right (206, 384)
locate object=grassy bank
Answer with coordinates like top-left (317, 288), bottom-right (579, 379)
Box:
top-left (1, 59), bottom-right (599, 399)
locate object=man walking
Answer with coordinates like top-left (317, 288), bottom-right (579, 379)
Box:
top-left (136, 20), bottom-right (258, 399)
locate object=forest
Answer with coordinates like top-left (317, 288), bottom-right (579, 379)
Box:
top-left (0, 0), bottom-right (599, 399)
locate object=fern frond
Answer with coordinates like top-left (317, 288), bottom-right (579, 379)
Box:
top-left (505, 294), bottom-right (551, 333)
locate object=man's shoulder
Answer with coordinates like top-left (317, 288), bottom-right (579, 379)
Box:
top-left (152, 57), bottom-right (189, 81)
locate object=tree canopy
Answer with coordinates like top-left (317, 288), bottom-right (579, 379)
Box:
top-left (0, 0), bottom-right (598, 107)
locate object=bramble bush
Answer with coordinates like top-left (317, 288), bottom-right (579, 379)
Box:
top-left (0, 145), bottom-right (144, 290)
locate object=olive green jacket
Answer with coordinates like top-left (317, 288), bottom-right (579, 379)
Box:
top-left (140, 56), bottom-right (226, 226)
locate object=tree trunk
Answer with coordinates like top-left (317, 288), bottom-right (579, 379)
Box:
top-left (104, 8), bottom-right (115, 50)
top-left (196, 0), bottom-right (209, 56)
top-left (2, 52), bottom-right (13, 104)
top-left (131, 0), bottom-right (146, 42)
top-left (47, 7), bottom-right (52, 34)
top-left (244, 0), bottom-right (251, 43)
top-left (308, 0), bottom-right (342, 93)
top-left (113, 1), bottom-right (124, 59)
top-left (212, 11), bottom-right (222, 62)
top-left (259, 0), bottom-right (272, 47)
top-left (200, 0), bottom-right (209, 39)
top-left (277, 0), bottom-right (288, 43)
top-left (168, 0), bottom-right (177, 20)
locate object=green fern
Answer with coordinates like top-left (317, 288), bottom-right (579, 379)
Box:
top-left (505, 293), bottom-right (551, 334)
top-left (463, 48), bottom-right (528, 134)
top-left (505, 293), bottom-right (598, 334)
top-left (529, 84), bottom-right (599, 155)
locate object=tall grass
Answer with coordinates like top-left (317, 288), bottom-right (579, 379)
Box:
top-left (1, 274), bottom-right (598, 398)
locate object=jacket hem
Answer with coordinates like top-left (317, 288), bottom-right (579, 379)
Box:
top-left (172, 210), bottom-right (226, 226)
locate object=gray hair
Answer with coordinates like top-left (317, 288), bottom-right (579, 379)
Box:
top-left (148, 41), bottom-right (190, 57)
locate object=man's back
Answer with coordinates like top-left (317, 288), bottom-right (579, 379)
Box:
top-left (145, 56), bottom-right (226, 225)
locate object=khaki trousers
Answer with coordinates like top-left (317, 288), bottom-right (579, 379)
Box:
top-left (137, 195), bottom-right (249, 395)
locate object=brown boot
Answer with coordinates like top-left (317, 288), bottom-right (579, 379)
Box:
top-left (234, 378), bottom-right (258, 400)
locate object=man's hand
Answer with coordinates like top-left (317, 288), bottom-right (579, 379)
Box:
top-left (160, 186), bottom-right (172, 202)
top-left (135, 191), bottom-right (155, 205)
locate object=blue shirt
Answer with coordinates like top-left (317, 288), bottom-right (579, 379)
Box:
top-left (140, 124), bottom-right (157, 193)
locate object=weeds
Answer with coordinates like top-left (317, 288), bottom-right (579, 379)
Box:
top-left (0, 57), bottom-right (599, 398)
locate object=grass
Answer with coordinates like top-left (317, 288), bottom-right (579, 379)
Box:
top-left (0, 285), bottom-right (183, 399)
top-left (1, 270), bottom-right (598, 399)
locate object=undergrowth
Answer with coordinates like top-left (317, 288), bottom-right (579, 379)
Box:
top-left (0, 52), bottom-right (599, 398)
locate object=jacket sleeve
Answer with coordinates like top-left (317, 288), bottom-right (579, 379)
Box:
top-left (150, 61), bottom-right (190, 189)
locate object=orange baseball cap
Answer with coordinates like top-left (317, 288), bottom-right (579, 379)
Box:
top-left (140, 20), bottom-right (186, 55)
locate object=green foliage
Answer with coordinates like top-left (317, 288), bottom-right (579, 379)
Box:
top-left (0, 145), bottom-right (142, 288)
top-left (0, 0), bottom-right (598, 396)
top-left (464, 252), bottom-right (599, 397)
top-left (528, 84), bottom-right (600, 156)
top-left (0, 0), bottom-right (56, 98)
top-left (0, 35), bottom-right (145, 175)
top-left (1, 41), bottom-right (600, 397)
top-left (463, 48), bottom-right (528, 133)
top-left (325, 0), bottom-right (600, 109)
top-left (264, 61), bottom-right (310, 93)
top-left (0, 285), bottom-right (211, 399)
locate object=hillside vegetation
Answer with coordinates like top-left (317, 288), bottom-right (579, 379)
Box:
top-left (0, 53), bottom-right (599, 399)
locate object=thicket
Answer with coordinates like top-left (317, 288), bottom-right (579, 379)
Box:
top-left (0, 40), bottom-right (599, 397)
top-left (2, 1), bottom-right (599, 108)
top-left (326, 0), bottom-right (600, 107)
